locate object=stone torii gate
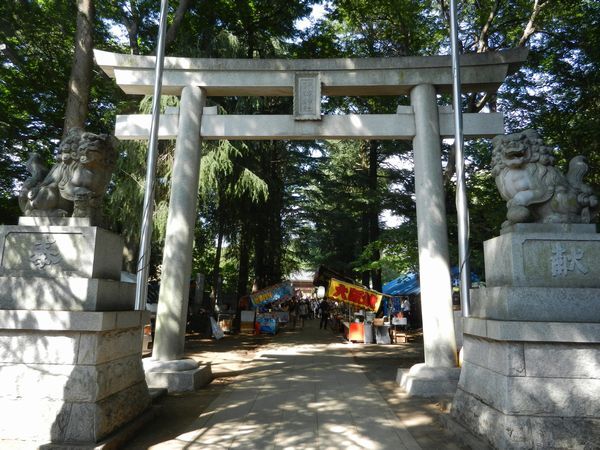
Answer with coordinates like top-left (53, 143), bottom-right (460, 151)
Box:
top-left (95, 48), bottom-right (527, 394)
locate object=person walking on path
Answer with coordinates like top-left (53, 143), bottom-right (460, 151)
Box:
top-left (298, 300), bottom-right (308, 329)
top-left (318, 299), bottom-right (329, 329)
top-left (312, 298), bottom-right (320, 319)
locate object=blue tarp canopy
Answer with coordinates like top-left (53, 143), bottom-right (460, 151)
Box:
top-left (383, 267), bottom-right (480, 296)
top-left (383, 272), bottom-right (420, 296)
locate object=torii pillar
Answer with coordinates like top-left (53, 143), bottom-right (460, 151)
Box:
top-left (142, 86), bottom-right (212, 392)
top-left (397, 83), bottom-right (460, 396)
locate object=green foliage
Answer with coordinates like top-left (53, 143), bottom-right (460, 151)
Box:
top-left (290, 138), bottom-right (409, 282)
top-left (0, 1), bottom-right (77, 222)
top-left (378, 224), bottom-right (419, 278)
top-left (0, 0), bottom-right (125, 224)
top-left (200, 141), bottom-right (268, 203)
top-left (106, 137), bottom-right (176, 275)
top-left (500, 1), bottom-right (600, 186)
top-left (297, 0), bottom-right (442, 57)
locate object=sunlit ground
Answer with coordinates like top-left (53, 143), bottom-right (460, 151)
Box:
top-left (125, 320), bottom-right (467, 450)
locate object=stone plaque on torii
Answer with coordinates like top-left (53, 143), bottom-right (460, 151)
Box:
top-left (94, 48), bottom-right (528, 395)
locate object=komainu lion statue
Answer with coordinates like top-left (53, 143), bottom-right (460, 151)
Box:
top-left (491, 129), bottom-right (598, 229)
top-left (19, 128), bottom-right (118, 219)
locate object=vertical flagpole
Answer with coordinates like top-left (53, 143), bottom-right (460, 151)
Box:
top-left (449, 0), bottom-right (471, 317)
top-left (135, 0), bottom-right (170, 310)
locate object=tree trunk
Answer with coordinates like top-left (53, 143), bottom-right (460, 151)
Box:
top-left (252, 142), bottom-right (284, 288)
top-left (253, 208), bottom-right (268, 289)
top-left (123, 19), bottom-right (140, 55)
top-left (360, 211), bottom-right (370, 286)
top-left (369, 214), bottom-right (382, 291)
top-left (163, 0), bottom-right (193, 51)
top-left (268, 144), bottom-right (284, 285)
top-left (268, 194), bottom-right (283, 285)
top-left (236, 220), bottom-right (251, 300)
top-left (211, 208), bottom-right (225, 307)
top-left (268, 209), bottom-right (283, 285)
top-left (63, 0), bottom-right (95, 136)
top-left (368, 141), bottom-right (382, 291)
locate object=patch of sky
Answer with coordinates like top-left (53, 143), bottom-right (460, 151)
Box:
top-left (381, 209), bottom-right (407, 228)
top-left (284, 1), bottom-right (332, 44)
top-left (295, 2), bottom-right (330, 32)
top-left (561, 48), bottom-right (595, 74)
top-left (106, 19), bottom-right (129, 46)
top-left (380, 154), bottom-right (412, 227)
top-left (308, 146), bottom-right (324, 158)
top-left (524, 70), bottom-right (579, 108)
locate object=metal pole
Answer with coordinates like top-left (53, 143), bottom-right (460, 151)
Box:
top-left (449, 0), bottom-right (471, 317)
top-left (135, 0), bottom-right (170, 310)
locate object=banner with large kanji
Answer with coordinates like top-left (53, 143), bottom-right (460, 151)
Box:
top-left (249, 281), bottom-right (294, 307)
top-left (326, 278), bottom-right (383, 311)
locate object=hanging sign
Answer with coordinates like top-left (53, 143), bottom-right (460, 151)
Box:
top-left (249, 281), bottom-right (294, 306)
top-left (326, 278), bottom-right (383, 311)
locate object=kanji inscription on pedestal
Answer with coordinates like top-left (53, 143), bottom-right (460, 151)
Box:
top-left (550, 242), bottom-right (589, 277)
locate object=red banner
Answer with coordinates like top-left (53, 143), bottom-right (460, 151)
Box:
top-left (326, 278), bottom-right (383, 311)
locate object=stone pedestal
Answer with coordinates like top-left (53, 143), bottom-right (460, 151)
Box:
top-left (452, 224), bottom-right (600, 449)
top-left (0, 219), bottom-right (151, 447)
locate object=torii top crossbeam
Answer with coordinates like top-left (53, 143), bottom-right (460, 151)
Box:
top-left (94, 48), bottom-right (527, 97)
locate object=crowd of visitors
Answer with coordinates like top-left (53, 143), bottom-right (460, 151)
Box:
top-left (255, 289), bottom-right (342, 331)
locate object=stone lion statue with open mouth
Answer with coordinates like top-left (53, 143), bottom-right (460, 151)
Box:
top-left (491, 129), bottom-right (598, 230)
top-left (19, 128), bottom-right (118, 220)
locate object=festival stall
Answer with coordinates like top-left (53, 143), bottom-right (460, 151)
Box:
top-left (326, 278), bottom-right (389, 343)
top-left (382, 266), bottom-right (481, 334)
top-left (249, 281), bottom-right (294, 334)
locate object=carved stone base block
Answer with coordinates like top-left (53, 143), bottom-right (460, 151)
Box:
top-left (143, 358), bottom-right (213, 393)
top-left (397, 363), bottom-right (461, 397)
top-left (0, 223), bottom-right (124, 280)
top-left (483, 224), bottom-right (600, 289)
top-left (452, 227), bottom-right (600, 449)
top-left (0, 222), bottom-right (150, 447)
top-left (453, 325), bottom-right (600, 449)
top-left (453, 386), bottom-right (600, 450)
top-left (0, 310), bottom-right (151, 446)
top-left (0, 222), bottom-right (136, 311)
